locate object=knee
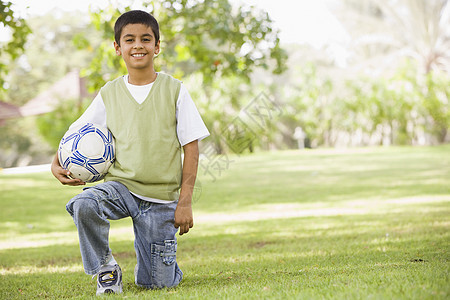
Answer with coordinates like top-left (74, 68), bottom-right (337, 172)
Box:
top-left (66, 194), bottom-right (99, 219)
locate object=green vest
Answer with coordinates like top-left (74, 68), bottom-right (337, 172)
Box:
top-left (101, 73), bottom-right (182, 201)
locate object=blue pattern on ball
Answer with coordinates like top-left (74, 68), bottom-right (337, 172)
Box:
top-left (58, 123), bottom-right (115, 183)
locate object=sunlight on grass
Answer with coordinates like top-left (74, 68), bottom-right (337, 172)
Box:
top-left (0, 264), bottom-right (83, 276)
top-left (0, 225), bottom-right (135, 250)
top-left (0, 179), bottom-right (44, 190)
top-left (195, 195), bottom-right (450, 224)
top-left (0, 195), bottom-right (448, 250)
top-left (0, 146), bottom-right (449, 299)
top-left (0, 231), bottom-right (78, 250)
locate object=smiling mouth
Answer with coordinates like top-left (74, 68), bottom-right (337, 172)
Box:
top-left (132, 53), bottom-right (146, 57)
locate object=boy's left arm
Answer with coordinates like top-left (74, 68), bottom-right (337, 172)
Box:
top-left (174, 140), bottom-right (199, 235)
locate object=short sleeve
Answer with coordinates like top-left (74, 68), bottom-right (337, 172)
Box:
top-left (69, 93), bottom-right (107, 130)
top-left (176, 84), bottom-right (210, 146)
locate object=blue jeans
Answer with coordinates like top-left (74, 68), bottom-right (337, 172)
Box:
top-left (66, 181), bottom-right (183, 289)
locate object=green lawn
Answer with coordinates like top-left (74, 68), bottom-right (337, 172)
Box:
top-left (0, 146), bottom-right (449, 299)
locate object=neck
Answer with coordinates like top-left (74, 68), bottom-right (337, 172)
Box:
top-left (127, 69), bottom-right (157, 85)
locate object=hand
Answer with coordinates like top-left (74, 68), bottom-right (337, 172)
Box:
top-left (51, 154), bottom-right (85, 186)
top-left (174, 204), bottom-right (193, 235)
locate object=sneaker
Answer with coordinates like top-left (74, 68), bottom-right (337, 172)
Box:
top-left (95, 264), bottom-right (123, 295)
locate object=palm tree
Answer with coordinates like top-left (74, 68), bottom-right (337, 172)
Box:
top-left (334, 0), bottom-right (450, 74)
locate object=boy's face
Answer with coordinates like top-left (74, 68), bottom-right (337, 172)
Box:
top-left (114, 23), bottom-right (160, 72)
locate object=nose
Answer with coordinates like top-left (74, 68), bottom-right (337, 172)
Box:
top-left (133, 43), bottom-right (143, 49)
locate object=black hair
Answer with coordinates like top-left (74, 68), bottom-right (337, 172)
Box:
top-left (114, 10), bottom-right (159, 46)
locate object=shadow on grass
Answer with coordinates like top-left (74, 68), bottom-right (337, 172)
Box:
top-left (1, 208), bottom-right (448, 299)
top-left (2, 243), bottom-right (446, 299)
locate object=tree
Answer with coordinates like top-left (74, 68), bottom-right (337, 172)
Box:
top-left (335, 0), bottom-right (450, 74)
top-left (81, 0), bottom-right (286, 89)
top-left (4, 11), bottom-right (100, 105)
top-left (0, 1), bottom-right (31, 95)
top-left (36, 99), bottom-right (89, 149)
top-left (77, 0), bottom-right (287, 153)
top-left (0, 11), bottom-right (101, 167)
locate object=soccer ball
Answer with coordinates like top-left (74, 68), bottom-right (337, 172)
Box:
top-left (58, 123), bottom-right (115, 183)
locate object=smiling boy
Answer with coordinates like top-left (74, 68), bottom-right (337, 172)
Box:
top-left (51, 10), bottom-right (209, 295)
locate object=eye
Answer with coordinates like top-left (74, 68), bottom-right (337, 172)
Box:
top-left (125, 39), bottom-right (134, 42)
top-left (142, 38), bottom-right (151, 42)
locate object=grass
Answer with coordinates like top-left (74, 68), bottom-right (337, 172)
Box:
top-left (0, 145), bottom-right (449, 299)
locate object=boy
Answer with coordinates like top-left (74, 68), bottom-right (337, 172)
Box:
top-left (51, 10), bottom-right (209, 295)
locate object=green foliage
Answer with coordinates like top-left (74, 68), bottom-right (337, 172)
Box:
top-left (158, 0), bottom-right (287, 81)
top-left (289, 63), bottom-right (335, 147)
top-left (76, 0), bottom-right (287, 155)
top-left (0, 11), bottom-right (102, 167)
top-left (81, 0), bottom-right (287, 92)
top-left (4, 13), bottom-right (100, 106)
top-left (2, 1), bottom-right (448, 166)
top-left (0, 1), bottom-right (31, 94)
top-left (0, 117), bottom-right (55, 168)
top-left (423, 70), bottom-right (450, 142)
top-left (0, 120), bottom-right (32, 168)
top-left (36, 99), bottom-right (89, 150)
top-left (284, 58), bottom-right (450, 147)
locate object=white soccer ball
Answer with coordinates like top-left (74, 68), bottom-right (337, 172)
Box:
top-left (58, 123), bottom-right (115, 183)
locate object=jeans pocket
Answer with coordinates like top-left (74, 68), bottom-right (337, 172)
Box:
top-left (150, 240), bottom-right (177, 288)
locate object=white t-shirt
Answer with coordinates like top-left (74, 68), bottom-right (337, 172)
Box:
top-left (71, 74), bottom-right (210, 203)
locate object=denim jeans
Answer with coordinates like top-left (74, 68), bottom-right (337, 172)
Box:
top-left (66, 181), bottom-right (183, 289)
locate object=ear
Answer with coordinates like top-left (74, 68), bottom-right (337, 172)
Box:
top-left (154, 40), bottom-right (160, 56)
top-left (114, 41), bottom-right (122, 56)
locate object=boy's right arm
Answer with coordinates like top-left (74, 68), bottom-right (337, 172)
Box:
top-left (52, 92), bottom-right (105, 186)
top-left (51, 153), bottom-right (85, 186)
